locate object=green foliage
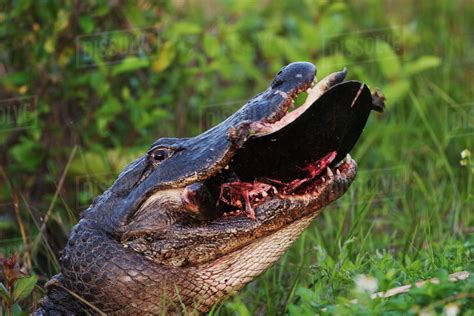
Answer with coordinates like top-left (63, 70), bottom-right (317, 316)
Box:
top-left (0, 254), bottom-right (37, 315)
top-left (12, 275), bottom-right (38, 302)
top-left (0, 0), bottom-right (472, 314)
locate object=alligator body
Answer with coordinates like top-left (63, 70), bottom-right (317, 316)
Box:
top-left (37, 62), bottom-right (384, 314)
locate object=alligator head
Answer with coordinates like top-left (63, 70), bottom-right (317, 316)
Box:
top-left (38, 62), bottom-right (384, 314)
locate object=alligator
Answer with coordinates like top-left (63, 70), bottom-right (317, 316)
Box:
top-left (36, 62), bottom-right (384, 315)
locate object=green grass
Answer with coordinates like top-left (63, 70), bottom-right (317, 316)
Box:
top-left (1, 0), bottom-right (473, 315)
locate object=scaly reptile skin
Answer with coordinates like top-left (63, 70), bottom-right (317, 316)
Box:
top-left (36, 62), bottom-right (383, 314)
top-left (53, 213), bottom-right (318, 314)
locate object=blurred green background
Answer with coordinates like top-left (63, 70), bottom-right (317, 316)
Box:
top-left (0, 0), bottom-right (472, 314)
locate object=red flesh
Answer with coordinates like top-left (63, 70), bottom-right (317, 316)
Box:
top-left (218, 151), bottom-right (337, 219)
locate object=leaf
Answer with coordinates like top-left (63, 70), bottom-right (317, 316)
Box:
top-left (79, 16), bottom-right (95, 33)
top-left (203, 34), bottom-right (219, 58)
top-left (374, 41), bottom-right (401, 78)
top-left (13, 275), bottom-right (37, 302)
top-left (435, 269), bottom-right (449, 282)
top-left (100, 97), bottom-right (122, 116)
top-left (10, 139), bottom-right (43, 172)
top-left (1, 71), bottom-right (31, 86)
top-left (44, 37), bottom-right (55, 53)
top-left (112, 57), bottom-right (149, 76)
top-left (404, 56), bottom-right (441, 76)
top-left (226, 299), bottom-right (251, 316)
top-left (152, 42), bottom-right (176, 73)
top-left (168, 22), bottom-right (202, 37)
top-left (0, 282), bottom-right (11, 304)
top-left (10, 302), bottom-right (28, 316)
top-left (11, 0), bottom-right (32, 17)
top-left (54, 10), bottom-right (70, 32)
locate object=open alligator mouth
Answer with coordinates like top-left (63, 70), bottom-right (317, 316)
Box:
top-left (183, 71), bottom-right (384, 220)
top-left (122, 62), bottom-right (384, 268)
top-left (213, 151), bottom-right (352, 219)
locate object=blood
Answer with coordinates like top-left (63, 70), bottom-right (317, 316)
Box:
top-left (218, 151), bottom-right (337, 219)
top-left (219, 181), bottom-right (276, 219)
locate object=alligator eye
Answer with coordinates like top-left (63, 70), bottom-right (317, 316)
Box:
top-left (153, 150), bottom-right (168, 161)
top-left (149, 148), bottom-right (174, 165)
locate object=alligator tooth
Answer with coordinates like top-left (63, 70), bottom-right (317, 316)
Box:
top-left (261, 191), bottom-right (268, 197)
top-left (336, 169), bottom-right (341, 175)
top-left (326, 167), bottom-right (334, 178)
top-left (224, 165), bottom-right (229, 170)
top-left (346, 153), bottom-right (351, 162)
top-left (321, 177), bottom-right (326, 182)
